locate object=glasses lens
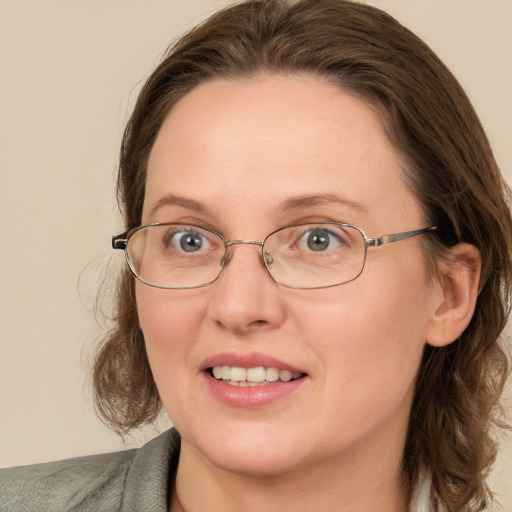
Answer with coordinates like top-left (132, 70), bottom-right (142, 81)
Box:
top-left (263, 224), bottom-right (366, 288)
top-left (126, 224), bottom-right (225, 288)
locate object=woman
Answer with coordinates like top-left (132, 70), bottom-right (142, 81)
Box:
top-left (1, 1), bottom-right (511, 511)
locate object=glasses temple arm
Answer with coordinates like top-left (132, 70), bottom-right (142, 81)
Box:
top-left (366, 226), bottom-right (438, 248)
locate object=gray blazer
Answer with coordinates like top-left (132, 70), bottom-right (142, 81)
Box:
top-left (0, 429), bottom-right (180, 512)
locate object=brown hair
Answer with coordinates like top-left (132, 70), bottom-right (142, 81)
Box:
top-left (93, 1), bottom-right (512, 510)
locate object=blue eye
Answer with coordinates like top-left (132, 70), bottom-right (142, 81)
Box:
top-left (298, 228), bottom-right (342, 251)
top-left (168, 230), bottom-right (207, 252)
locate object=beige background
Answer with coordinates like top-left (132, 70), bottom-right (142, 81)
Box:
top-left (1, 0), bottom-right (511, 507)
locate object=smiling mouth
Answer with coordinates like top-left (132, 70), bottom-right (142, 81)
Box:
top-left (209, 365), bottom-right (305, 387)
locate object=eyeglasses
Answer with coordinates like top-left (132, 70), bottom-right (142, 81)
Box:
top-left (112, 223), bottom-right (437, 290)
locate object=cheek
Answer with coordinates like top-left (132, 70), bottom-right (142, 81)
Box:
top-left (300, 260), bottom-right (432, 417)
top-left (135, 284), bottom-right (217, 430)
top-left (135, 284), bottom-right (208, 380)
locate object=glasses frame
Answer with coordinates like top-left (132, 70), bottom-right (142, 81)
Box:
top-left (112, 223), bottom-right (438, 290)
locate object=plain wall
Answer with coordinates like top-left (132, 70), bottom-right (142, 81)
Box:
top-left (1, 0), bottom-right (511, 507)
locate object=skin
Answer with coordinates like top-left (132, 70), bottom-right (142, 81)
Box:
top-left (136, 74), bottom-right (480, 512)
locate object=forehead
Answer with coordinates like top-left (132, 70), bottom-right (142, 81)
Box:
top-left (144, 74), bottom-right (421, 233)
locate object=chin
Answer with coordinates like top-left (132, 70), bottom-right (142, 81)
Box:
top-left (181, 421), bottom-right (308, 478)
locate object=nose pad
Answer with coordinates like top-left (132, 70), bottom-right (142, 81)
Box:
top-left (264, 250), bottom-right (274, 265)
top-left (220, 249), bottom-right (232, 268)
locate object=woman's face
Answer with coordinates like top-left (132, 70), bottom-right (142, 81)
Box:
top-left (137, 74), bottom-right (439, 477)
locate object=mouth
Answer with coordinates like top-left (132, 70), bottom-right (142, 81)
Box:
top-left (208, 366), bottom-right (305, 387)
top-left (202, 354), bottom-right (308, 407)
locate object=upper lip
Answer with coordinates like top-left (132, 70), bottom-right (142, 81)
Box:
top-left (200, 352), bottom-right (306, 374)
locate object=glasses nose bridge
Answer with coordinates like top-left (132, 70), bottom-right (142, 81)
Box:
top-left (225, 239), bottom-right (264, 248)
top-left (222, 239), bottom-right (267, 268)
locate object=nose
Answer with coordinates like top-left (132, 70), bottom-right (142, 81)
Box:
top-left (206, 243), bottom-right (286, 335)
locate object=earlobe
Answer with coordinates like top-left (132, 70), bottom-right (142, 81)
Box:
top-left (426, 243), bottom-right (481, 348)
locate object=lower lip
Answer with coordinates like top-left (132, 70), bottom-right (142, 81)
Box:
top-left (204, 372), bottom-right (307, 408)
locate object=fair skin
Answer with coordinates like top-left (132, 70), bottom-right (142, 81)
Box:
top-left (136, 74), bottom-right (480, 512)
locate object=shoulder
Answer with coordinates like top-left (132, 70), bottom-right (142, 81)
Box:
top-left (0, 449), bottom-right (135, 511)
top-left (0, 429), bottom-right (180, 512)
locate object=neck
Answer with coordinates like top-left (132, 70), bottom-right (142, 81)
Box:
top-left (170, 438), bottom-right (409, 512)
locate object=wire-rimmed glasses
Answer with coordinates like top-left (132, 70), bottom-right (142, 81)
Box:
top-left (112, 223), bottom-right (437, 290)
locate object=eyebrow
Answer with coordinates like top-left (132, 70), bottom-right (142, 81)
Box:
top-left (277, 193), bottom-right (369, 214)
top-left (148, 192), bottom-right (369, 219)
top-left (148, 194), bottom-right (210, 218)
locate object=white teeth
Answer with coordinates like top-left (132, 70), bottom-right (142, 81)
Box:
top-left (247, 367), bottom-right (266, 382)
top-left (221, 366), bottom-right (231, 380)
top-left (230, 367), bottom-right (247, 381)
top-left (211, 365), bottom-right (302, 385)
top-left (265, 367), bottom-right (280, 382)
top-left (228, 380), bottom-right (268, 387)
top-left (279, 370), bottom-right (293, 382)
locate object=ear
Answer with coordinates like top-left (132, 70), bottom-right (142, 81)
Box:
top-left (426, 243), bottom-right (481, 348)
